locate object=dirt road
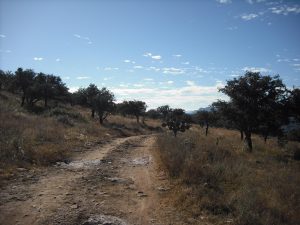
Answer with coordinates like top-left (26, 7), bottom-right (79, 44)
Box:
top-left (0, 135), bottom-right (184, 225)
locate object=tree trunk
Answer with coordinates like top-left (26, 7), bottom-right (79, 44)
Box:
top-left (244, 131), bottom-right (252, 152)
top-left (21, 95), bottom-right (25, 107)
top-left (44, 96), bottom-right (48, 107)
top-left (99, 116), bottom-right (104, 124)
top-left (136, 115), bottom-right (139, 123)
top-left (240, 130), bottom-right (244, 140)
top-left (264, 135), bottom-right (268, 143)
top-left (205, 124), bottom-right (209, 136)
top-left (173, 129), bottom-right (177, 137)
top-left (91, 109), bottom-right (95, 118)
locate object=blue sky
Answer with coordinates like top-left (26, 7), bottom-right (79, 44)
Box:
top-left (0, 0), bottom-right (300, 110)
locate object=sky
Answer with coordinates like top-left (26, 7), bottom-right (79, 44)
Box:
top-left (0, 0), bottom-right (300, 111)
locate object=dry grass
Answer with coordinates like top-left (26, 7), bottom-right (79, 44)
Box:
top-left (156, 127), bottom-right (300, 225)
top-left (0, 91), bottom-right (162, 173)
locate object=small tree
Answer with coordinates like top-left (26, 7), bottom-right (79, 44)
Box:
top-left (146, 109), bottom-right (161, 119)
top-left (14, 68), bottom-right (35, 106)
top-left (157, 105), bottom-right (171, 121)
top-left (94, 88), bottom-right (115, 124)
top-left (219, 71), bottom-right (287, 151)
top-left (196, 109), bottom-right (217, 136)
top-left (120, 100), bottom-right (147, 123)
top-left (161, 108), bottom-right (191, 137)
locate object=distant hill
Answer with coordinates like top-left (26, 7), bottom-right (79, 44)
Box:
top-left (186, 106), bottom-right (212, 115)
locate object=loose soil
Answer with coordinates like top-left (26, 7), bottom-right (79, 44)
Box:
top-left (0, 135), bottom-right (196, 225)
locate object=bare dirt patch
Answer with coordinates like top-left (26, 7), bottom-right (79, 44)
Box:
top-left (0, 135), bottom-right (185, 225)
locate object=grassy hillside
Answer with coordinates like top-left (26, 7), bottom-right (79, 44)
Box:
top-left (155, 127), bottom-right (300, 225)
top-left (0, 91), bottom-right (161, 174)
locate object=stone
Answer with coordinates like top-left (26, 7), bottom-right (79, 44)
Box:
top-left (82, 214), bottom-right (127, 225)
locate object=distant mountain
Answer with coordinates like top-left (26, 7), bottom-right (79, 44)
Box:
top-left (186, 106), bottom-right (212, 115)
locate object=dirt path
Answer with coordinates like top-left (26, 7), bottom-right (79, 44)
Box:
top-left (0, 135), bottom-right (182, 225)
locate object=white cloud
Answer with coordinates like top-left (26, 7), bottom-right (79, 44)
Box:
top-left (173, 54), bottom-right (182, 58)
top-left (167, 81), bottom-right (174, 84)
top-left (182, 62), bottom-right (190, 65)
top-left (151, 55), bottom-right (162, 60)
top-left (216, 0), bottom-right (232, 4)
top-left (143, 52), bottom-right (162, 60)
top-left (144, 78), bottom-right (153, 81)
top-left (33, 57), bottom-right (43, 61)
top-left (146, 66), bottom-right (160, 72)
top-left (133, 65), bottom-right (143, 69)
top-left (124, 59), bottom-right (131, 63)
top-left (240, 13), bottom-right (259, 20)
top-left (293, 64), bottom-right (300, 67)
top-left (56, 58), bottom-right (61, 62)
top-left (226, 26), bottom-right (238, 30)
top-left (73, 34), bottom-right (92, 44)
top-left (163, 67), bottom-right (185, 75)
top-left (242, 67), bottom-right (270, 73)
top-left (269, 5), bottom-right (300, 15)
top-left (133, 84), bottom-right (145, 87)
top-left (112, 81), bottom-right (226, 110)
top-left (0, 34), bottom-right (6, 38)
top-left (69, 87), bottom-right (79, 93)
top-left (76, 76), bottom-right (90, 80)
top-left (143, 52), bottom-right (152, 57)
top-left (186, 80), bottom-right (195, 86)
top-left (104, 67), bottom-right (119, 71)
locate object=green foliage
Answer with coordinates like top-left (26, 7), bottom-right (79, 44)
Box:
top-left (117, 100), bottom-right (147, 123)
top-left (94, 87), bottom-right (115, 124)
top-left (216, 71), bottom-right (288, 151)
top-left (157, 105), bottom-right (171, 120)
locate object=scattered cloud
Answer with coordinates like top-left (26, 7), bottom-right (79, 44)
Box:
top-left (146, 66), bottom-right (160, 72)
top-left (73, 34), bottom-right (92, 44)
top-left (143, 52), bottom-right (162, 60)
top-left (133, 65), bottom-right (143, 69)
top-left (186, 80), bottom-right (196, 86)
top-left (240, 13), bottom-right (259, 21)
top-left (33, 57), bottom-right (43, 61)
top-left (167, 81), bottom-right (174, 84)
top-left (152, 55), bottom-right (162, 60)
top-left (56, 58), bottom-right (61, 62)
top-left (0, 34), bottom-right (6, 38)
top-left (144, 78), bottom-right (153, 81)
top-left (226, 26), bottom-right (238, 30)
top-left (143, 52), bottom-right (152, 57)
top-left (246, 0), bottom-right (266, 4)
top-left (269, 5), bottom-right (300, 15)
top-left (104, 67), bottom-right (119, 71)
top-left (124, 59), bottom-right (136, 64)
top-left (216, 0), bottom-right (232, 4)
top-left (162, 67), bottom-right (185, 75)
top-left (112, 81), bottom-right (226, 110)
top-left (173, 54), bottom-right (182, 58)
top-left (182, 62), bottom-right (190, 65)
top-left (242, 66), bottom-right (270, 73)
top-left (76, 76), bottom-right (90, 80)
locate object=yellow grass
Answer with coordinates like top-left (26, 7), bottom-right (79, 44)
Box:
top-left (156, 127), bottom-right (300, 225)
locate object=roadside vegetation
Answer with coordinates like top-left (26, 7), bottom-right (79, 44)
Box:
top-left (156, 127), bottom-right (300, 225)
top-left (155, 71), bottom-right (300, 225)
top-left (0, 68), bottom-right (163, 175)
